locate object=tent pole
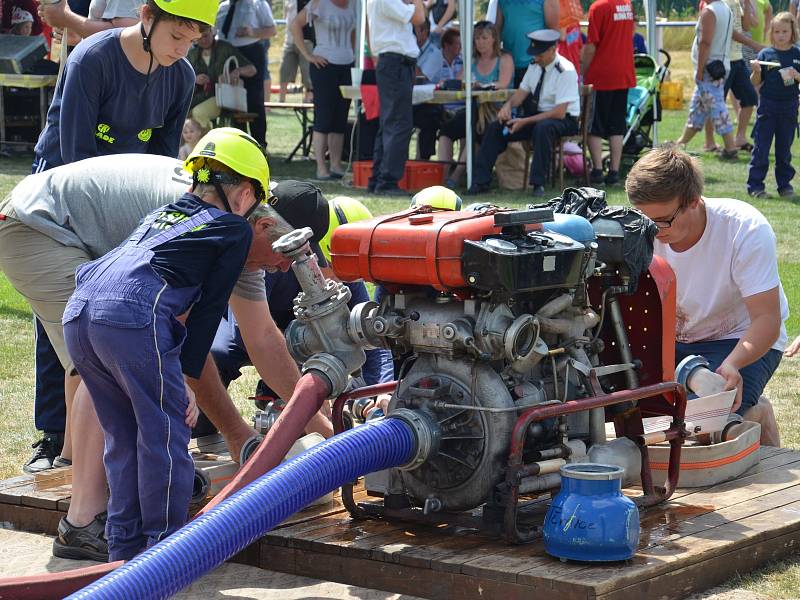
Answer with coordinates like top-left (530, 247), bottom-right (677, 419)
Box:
top-left (460, 0), bottom-right (473, 189)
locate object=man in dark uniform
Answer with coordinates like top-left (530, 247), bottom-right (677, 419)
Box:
top-left (467, 29), bottom-right (580, 197)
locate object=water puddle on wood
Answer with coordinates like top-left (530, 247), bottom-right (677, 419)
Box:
top-left (638, 502), bottom-right (716, 547)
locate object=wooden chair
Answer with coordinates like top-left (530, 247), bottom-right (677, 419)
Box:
top-left (522, 84), bottom-right (594, 192)
top-left (214, 110), bottom-right (258, 136)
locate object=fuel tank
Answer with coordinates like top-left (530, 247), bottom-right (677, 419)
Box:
top-left (329, 208), bottom-right (545, 292)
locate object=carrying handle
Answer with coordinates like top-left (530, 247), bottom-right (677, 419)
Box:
top-left (220, 55), bottom-right (241, 84)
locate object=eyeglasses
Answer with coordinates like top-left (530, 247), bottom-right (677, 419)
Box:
top-left (651, 205), bottom-right (683, 229)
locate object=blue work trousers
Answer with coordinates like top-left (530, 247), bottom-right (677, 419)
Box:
top-left (63, 211), bottom-right (214, 561)
top-left (747, 97), bottom-right (799, 194)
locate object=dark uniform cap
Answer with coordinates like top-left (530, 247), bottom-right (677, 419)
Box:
top-left (268, 180), bottom-right (330, 243)
top-left (527, 29), bottom-right (561, 56)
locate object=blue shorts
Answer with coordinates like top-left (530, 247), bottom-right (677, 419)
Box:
top-left (675, 339), bottom-right (783, 414)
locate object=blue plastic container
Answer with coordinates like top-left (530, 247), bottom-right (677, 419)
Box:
top-left (543, 463), bottom-right (640, 562)
top-left (542, 214), bottom-right (597, 246)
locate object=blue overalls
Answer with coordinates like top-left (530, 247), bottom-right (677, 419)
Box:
top-left (63, 208), bottom-right (220, 561)
top-left (747, 95), bottom-right (799, 194)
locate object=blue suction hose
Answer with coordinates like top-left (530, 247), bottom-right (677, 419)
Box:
top-left (68, 417), bottom-right (417, 600)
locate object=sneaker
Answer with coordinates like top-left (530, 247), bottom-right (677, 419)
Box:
top-left (590, 168), bottom-right (604, 185)
top-left (23, 433), bottom-right (63, 474)
top-left (52, 456), bottom-right (72, 468)
top-left (604, 170), bottom-right (620, 186)
top-left (778, 186), bottom-right (795, 198)
top-left (748, 189), bottom-right (771, 199)
top-left (52, 513), bottom-right (109, 562)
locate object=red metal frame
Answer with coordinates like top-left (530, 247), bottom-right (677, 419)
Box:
top-left (502, 380), bottom-right (687, 543)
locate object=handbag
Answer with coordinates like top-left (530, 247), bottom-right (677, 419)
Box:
top-left (704, 6), bottom-right (731, 81)
top-left (215, 56), bottom-right (248, 112)
top-left (705, 59), bottom-right (726, 81)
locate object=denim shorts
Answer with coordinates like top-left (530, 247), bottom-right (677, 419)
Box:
top-left (675, 339), bottom-right (783, 414)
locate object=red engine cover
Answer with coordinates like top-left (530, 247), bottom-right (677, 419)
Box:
top-left (330, 207), bottom-right (543, 292)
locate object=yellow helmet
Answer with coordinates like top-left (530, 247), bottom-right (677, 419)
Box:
top-left (185, 128), bottom-right (270, 202)
top-left (320, 196), bottom-right (373, 261)
top-left (153, 0), bottom-right (218, 27)
top-left (410, 186), bottom-right (463, 211)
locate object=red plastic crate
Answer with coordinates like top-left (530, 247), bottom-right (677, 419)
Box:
top-left (352, 160), bottom-right (446, 192)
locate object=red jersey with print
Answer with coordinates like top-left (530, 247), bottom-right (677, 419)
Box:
top-left (585, 0), bottom-right (636, 91)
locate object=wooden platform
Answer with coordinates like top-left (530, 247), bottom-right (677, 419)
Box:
top-left (2, 446), bottom-right (800, 599)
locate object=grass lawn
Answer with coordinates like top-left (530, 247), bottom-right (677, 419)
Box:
top-left (2, 43), bottom-right (800, 596)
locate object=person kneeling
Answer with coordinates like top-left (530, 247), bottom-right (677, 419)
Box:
top-left (626, 144), bottom-right (786, 447)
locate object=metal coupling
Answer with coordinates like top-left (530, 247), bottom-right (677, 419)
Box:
top-left (191, 468), bottom-right (211, 505)
top-left (389, 408), bottom-right (441, 471)
top-left (239, 434), bottom-right (264, 465)
top-left (302, 353), bottom-right (349, 398)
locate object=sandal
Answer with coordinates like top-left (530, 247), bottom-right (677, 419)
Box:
top-left (737, 142), bottom-right (754, 152)
top-left (719, 148), bottom-right (738, 160)
top-left (703, 144), bottom-right (721, 153)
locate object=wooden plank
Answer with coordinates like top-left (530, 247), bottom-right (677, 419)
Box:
top-left (0, 475), bottom-right (34, 506)
top-left (20, 482), bottom-right (72, 510)
top-left (0, 481), bottom-right (64, 510)
top-left (0, 502), bottom-right (63, 536)
top-left (598, 528), bottom-right (800, 600)
top-left (459, 542), bottom-right (553, 583)
top-left (393, 534), bottom-right (489, 571)
top-left (306, 520), bottom-right (408, 558)
top-left (371, 525), bottom-right (464, 563)
top-left (262, 515), bottom-right (354, 547)
top-left (33, 466), bottom-right (72, 488)
top-left (261, 544), bottom-right (583, 600)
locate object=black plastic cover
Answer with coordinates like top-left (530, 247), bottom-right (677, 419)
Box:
top-left (530, 187), bottom-right (659, 293)
top-left (462, 232), bottom-right (586, 293)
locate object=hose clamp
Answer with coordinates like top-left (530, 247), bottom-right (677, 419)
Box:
top-left (390, 408), bottom-right (441, 471)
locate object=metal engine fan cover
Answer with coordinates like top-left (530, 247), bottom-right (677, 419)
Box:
top-left (389, 354), bottom-right (516, 511)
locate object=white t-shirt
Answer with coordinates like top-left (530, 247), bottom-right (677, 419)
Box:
top-left (216, 0), bottom-right (276, 48)
top-left (309, 0), bottom-right (356, 65)
top-left (88, 0), bottom-right (140, 20)
top-left (366, 0), bottom-right (419, 58)
top-left (519, 53), bottom-right (580, 117)
top-left (654, 197), bottom-right (788, 351)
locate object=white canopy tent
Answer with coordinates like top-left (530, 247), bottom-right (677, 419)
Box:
top-left (354, 0), bottom-right (662, 189)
